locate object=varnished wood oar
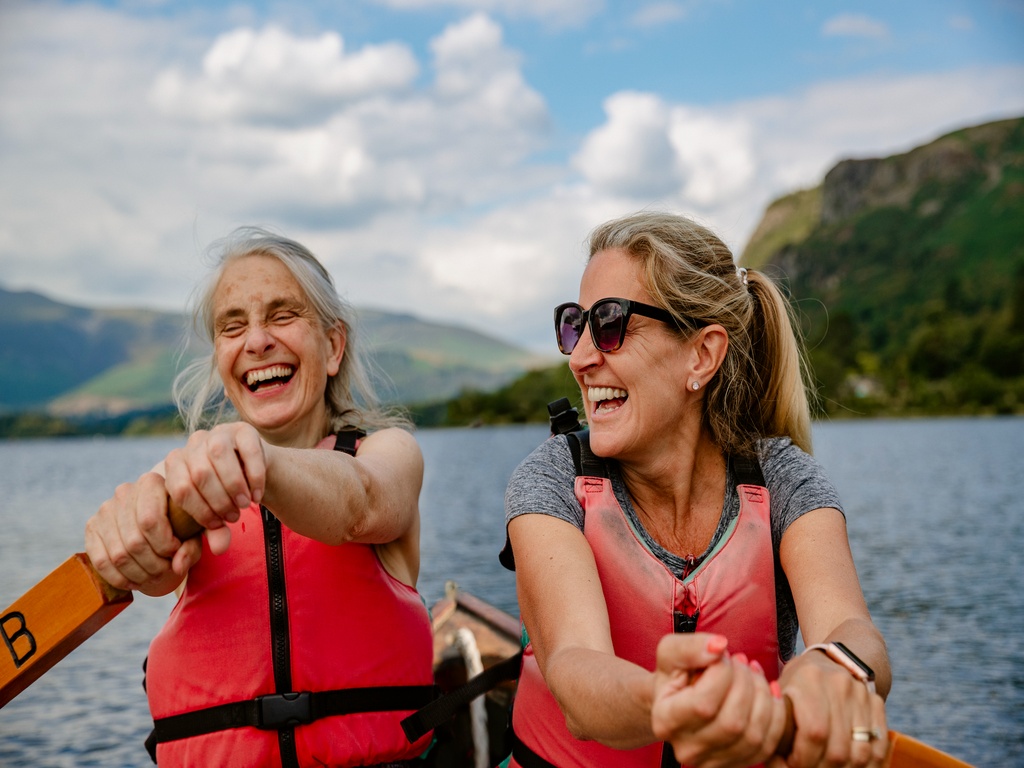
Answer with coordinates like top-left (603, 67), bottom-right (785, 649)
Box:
top-left (0, 502), bottom-right (201, 708)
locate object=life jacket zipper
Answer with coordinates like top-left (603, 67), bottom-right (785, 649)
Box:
top-left (262, 505), bottom-right (300, 768)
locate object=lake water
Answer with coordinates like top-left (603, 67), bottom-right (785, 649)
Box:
top-left (0, 418), bottom-right (1021, 767)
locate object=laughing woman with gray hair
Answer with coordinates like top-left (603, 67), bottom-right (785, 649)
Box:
top-left (502, 211), bottom-right (890, 768)
top-left (85, 227), bottom-right (435, 767)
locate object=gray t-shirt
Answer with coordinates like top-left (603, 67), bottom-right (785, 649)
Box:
top-left (504, 434), bottom-right (844, 660)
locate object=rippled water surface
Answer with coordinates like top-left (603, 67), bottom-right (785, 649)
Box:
top-left (1, 418), bottom-right (1021, 766)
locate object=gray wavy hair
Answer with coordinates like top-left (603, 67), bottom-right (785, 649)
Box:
top-left (173, 227), bottom-right (410, 435)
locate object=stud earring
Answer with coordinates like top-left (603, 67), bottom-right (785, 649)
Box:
top-left (691, 381), bottom-right (700, 391)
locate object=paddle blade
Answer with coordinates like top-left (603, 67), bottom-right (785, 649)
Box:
top-left (0, 553), bottom-right (132, 708)
top-left (887, 730), bottom-right (976, 768)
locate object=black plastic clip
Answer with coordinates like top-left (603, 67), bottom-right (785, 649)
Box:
top-left (257, 692), bottom-right (313, 729)
top-left (547, 397), bottom-right (581, 436)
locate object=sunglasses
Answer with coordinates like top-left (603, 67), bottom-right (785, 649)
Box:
top-left (554, 297), bottom-right (682, 355)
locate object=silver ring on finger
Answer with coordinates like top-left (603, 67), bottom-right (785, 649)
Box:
top-left (852, 726), bottom-right (883, 742)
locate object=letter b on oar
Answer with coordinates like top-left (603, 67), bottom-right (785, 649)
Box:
top-left (1, 612), bottom-right (37, 668)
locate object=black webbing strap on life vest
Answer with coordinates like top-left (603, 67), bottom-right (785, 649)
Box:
top-left (546, 397), bottom-right (583, 436)
top-left (508, 725), bottom-right (557, 768)
top-left (566, 429), bottom-right (607, 479)
top-left (731, 453), bottom-right (766, 488)
top-left (498, 399), bottom-right (585, 572)
top-left (149, 684), bottom-right (439, 745)
top-left (509, 724), bottom-right (681, 768)
top-left (400, 648), bottom-right (524, 743)
top-left (333, 427), bottom-right (366, 456)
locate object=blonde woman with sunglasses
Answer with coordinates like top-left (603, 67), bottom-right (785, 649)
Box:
top-left (502, 211), bottom-right (890, 768)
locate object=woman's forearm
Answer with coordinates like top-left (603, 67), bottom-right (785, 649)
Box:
top-left (544, 645), bottom-right (657, 749)
top-left (261, 430), bottom-right (421, 546)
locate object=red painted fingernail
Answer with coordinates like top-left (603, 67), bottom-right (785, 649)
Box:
top-left (707, 635), bottom-right (728, 653)
top-left (770, 680), bottom-right (782, 699)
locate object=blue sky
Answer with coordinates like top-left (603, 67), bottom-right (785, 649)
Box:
top-left (1, 0), bottom-right (1022, 353)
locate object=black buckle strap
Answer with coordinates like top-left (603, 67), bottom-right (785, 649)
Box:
top-left (333, 428), bottom-right (366, 456)
top-left (151, 684), bottom-right (438, 745)
top-left (510, 723), bottom-right (679, 768)
top-left (567, 431), bottom-right (608, 479)
top-left (400, 649), bottom-right (523, 743)
top-left (547, 398), bottom-right (582, 436)
top-left (509, 725), bottom-right (558, 768)
top-left (731, 454), bottom-right (766, 488)
top-left (259, 691), bottom-right (312, 729)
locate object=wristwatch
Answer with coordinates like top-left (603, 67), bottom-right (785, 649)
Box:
top-left (804, 641), bottom-right (876, 694)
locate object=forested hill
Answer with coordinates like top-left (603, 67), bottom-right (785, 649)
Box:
top-left (740, 115), bottom-right (1024, 417)
top-left (0, 287), bottom-right (551, 421)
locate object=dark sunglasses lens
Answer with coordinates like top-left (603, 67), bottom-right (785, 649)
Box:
top-left (592, 300), bottom-right (626, 352)
top-left (556, 305), bottom-right (583, 354)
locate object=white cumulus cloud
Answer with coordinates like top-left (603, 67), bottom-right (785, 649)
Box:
top-left (572, 93), bottom-right (755, 209)
top-left (150, 25), bottom-right (419, 123)
top-left (573, 92), bottom-right (679, 198)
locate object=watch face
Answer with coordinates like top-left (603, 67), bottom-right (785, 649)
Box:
top-left (833, 641), bottom-right (875, 680)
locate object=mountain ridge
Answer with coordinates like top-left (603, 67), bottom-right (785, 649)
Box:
top-left (0, 285), bottom-right (553, 415)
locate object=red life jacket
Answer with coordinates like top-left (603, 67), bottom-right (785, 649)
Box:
top-left (145, 431), bottom-right (435, 767)
top-left (510, 431), bottom-right (779, 768)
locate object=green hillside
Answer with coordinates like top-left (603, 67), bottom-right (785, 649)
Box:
top-left (0, 289), bottom-right (187, 411)
top-left (740, 187), bottom-right (821, 271)
top-left (358, 309), bottom-right (552, 404)
top-left (742, 116), bottom-right (1024, 416)
top-left (0, 288), bottom-right (553, 420)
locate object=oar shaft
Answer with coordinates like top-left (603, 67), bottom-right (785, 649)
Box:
top-left (167, 499), bottom-right (203, 541)
top-left (776, 694), bottom-right (795, 755)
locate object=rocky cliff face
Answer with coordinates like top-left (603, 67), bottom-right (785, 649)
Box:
top-left (821, 137), bottom-right (983, 224)
top-left (815, 117), bottom-right (1015, 225)
top-left (744, 116), bottom-right (1023, 258)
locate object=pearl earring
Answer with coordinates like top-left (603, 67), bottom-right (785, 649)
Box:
top-left (691, 381), bottom-right (700, 391)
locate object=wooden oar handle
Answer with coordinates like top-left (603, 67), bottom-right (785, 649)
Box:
top-left (775, 694), bottom-right (796, 756)
top-left (167, 498), bottom-right (204, 541)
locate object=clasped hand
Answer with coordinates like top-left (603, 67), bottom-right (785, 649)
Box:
top-left (652, 633), bottom-right (787, 768)
top-left (652, 634), bottom-right (889, 768)
top-left (84, 423), bottom-right (266, 595)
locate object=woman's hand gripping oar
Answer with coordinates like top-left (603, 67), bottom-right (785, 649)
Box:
top-left (653, 634), bottom-right (972, 768)
top-left (0, 499), bottom-right (201, 708)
